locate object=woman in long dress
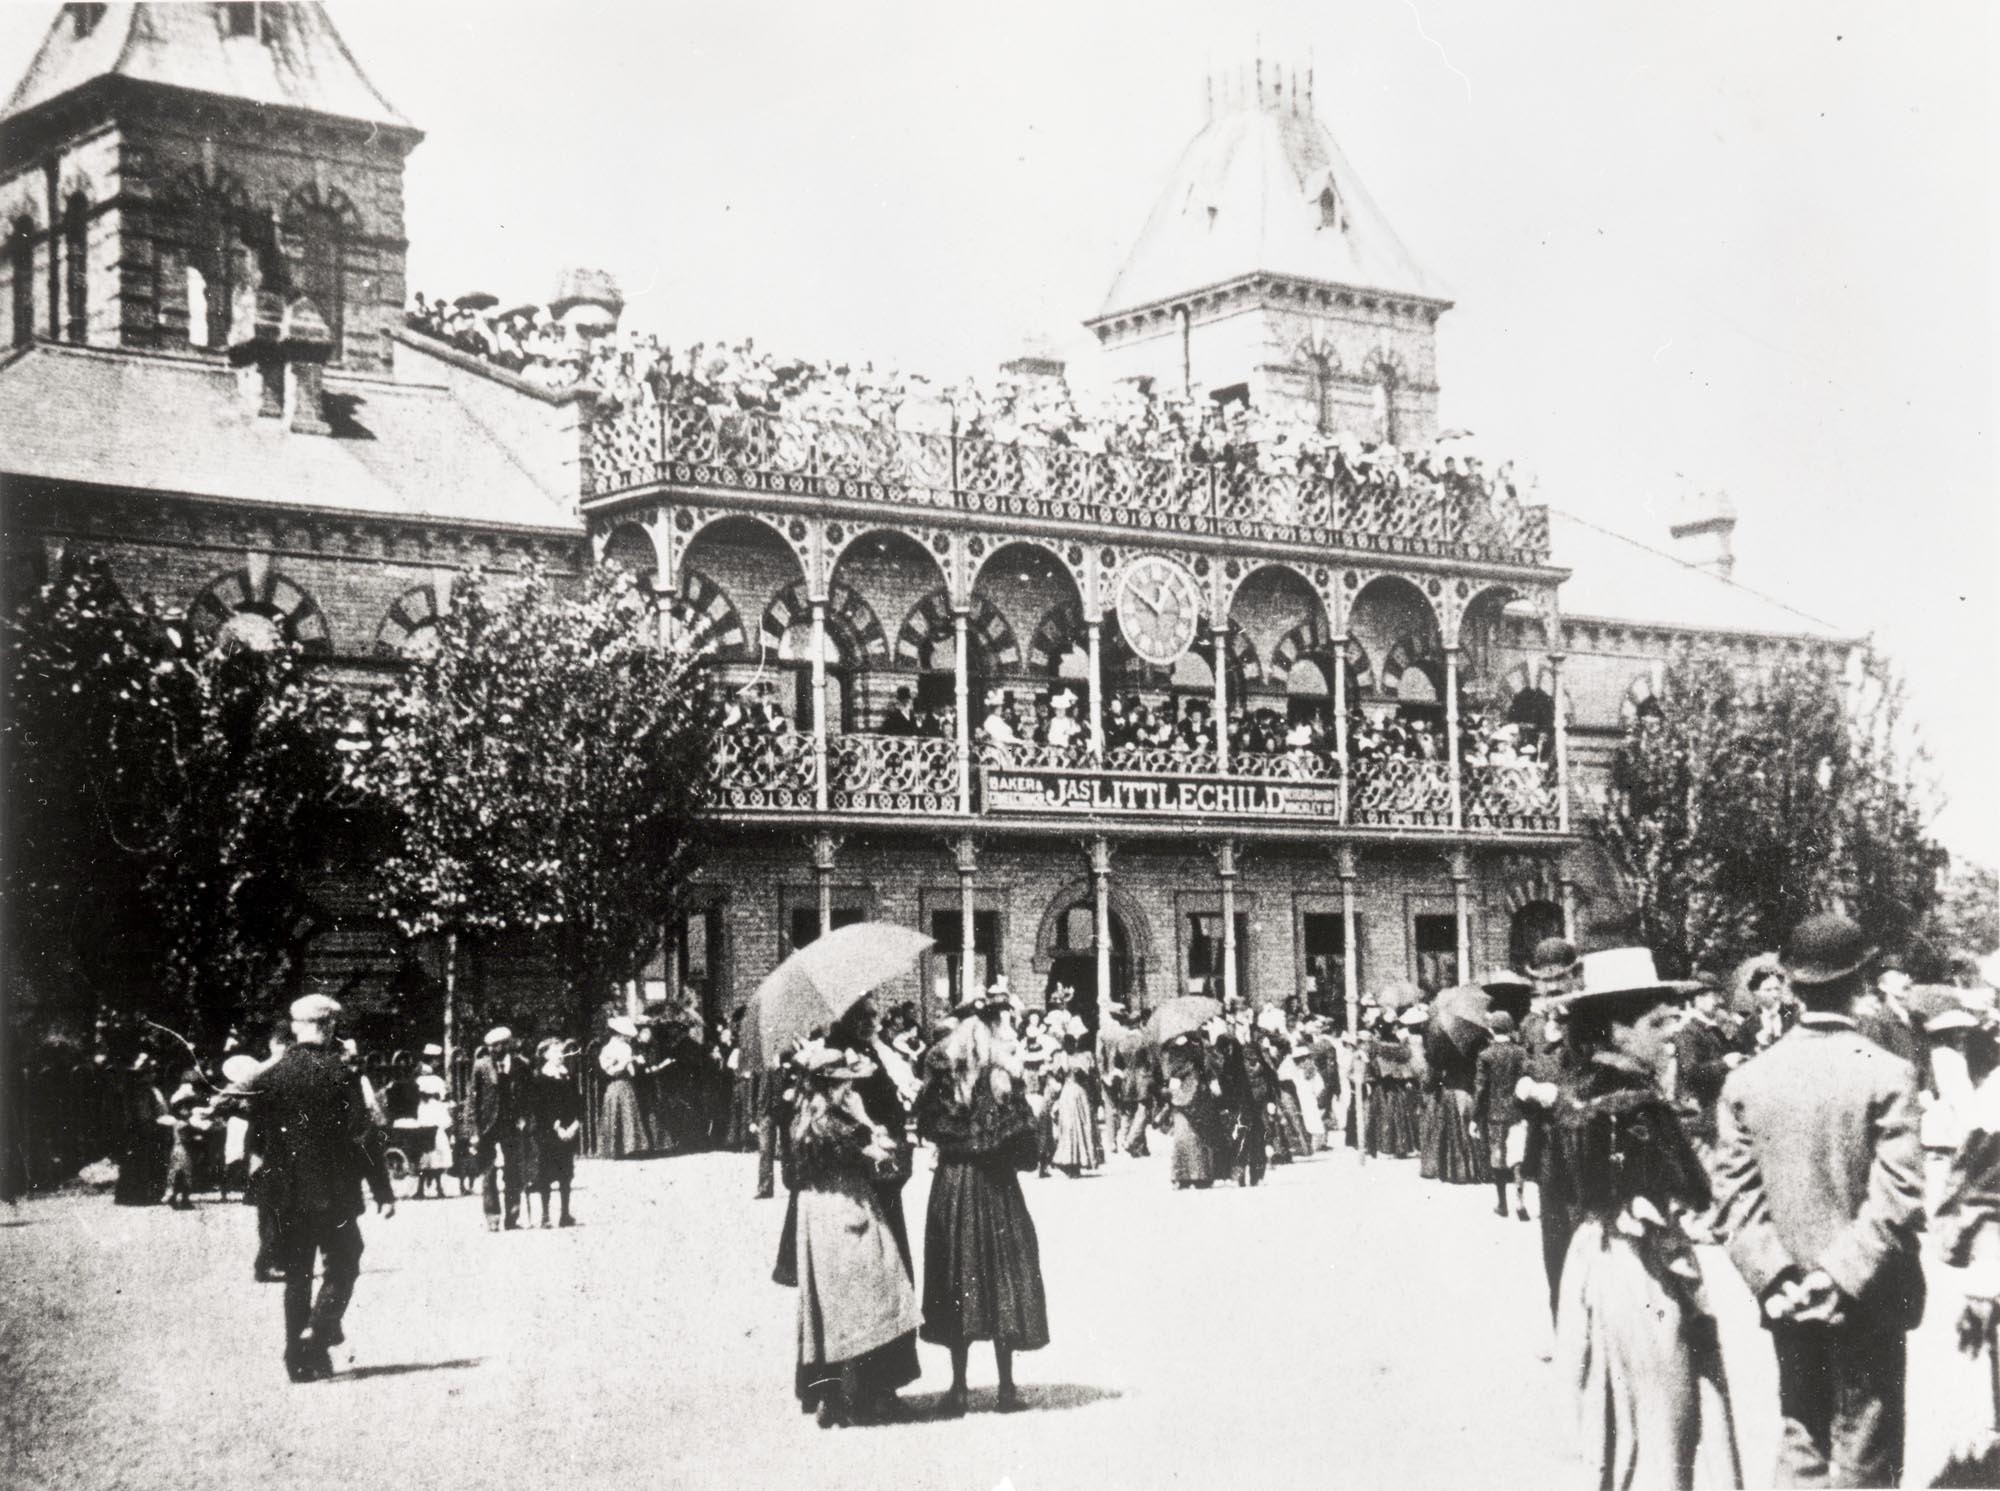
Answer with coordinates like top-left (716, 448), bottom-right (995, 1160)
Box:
top-left (1421, 1016), bottom-right (1490, 1185)
top-left (1363, 1018), bottom-right (1423, 1158)
top-left (1162, 1033), bottom-right (1219, 1189)
top-left (526, 1039), bottom-right (581, 1228)
top-left (1548, 954), bottom-right (1740, 1490)
top-left (1048, 1034), bottom-right (1102, 1176)
top-left (597, 1016), bottom-right (651, 1159)
top-left (914, 1005), bottom-right (1049, 1415)
top-left (791, 1043), bottom-right (921, 1428)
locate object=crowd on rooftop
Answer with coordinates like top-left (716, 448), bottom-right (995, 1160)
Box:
top-left (405, 292), bottom-right (1531, 495)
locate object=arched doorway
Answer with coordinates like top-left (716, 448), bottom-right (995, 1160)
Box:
top-left (1509, 900), bottom-right (1566, 973)
top-left (1045, 901), bottom-right (1135, 1037)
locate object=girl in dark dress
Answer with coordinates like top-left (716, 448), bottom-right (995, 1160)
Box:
top-left (527, 1039), bottom-right (581, 1228)
top-left (914, 1005), bottom-right (1049, 1415)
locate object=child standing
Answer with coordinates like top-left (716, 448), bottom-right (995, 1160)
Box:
top-left (1471, 1011), bottom-right (1530, 1219)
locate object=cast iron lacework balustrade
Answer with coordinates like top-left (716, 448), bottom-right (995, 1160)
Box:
top-left (709, 727), bottom-right (1559, 832)
top-left (829, 733), bottom-right (960, 813)
top-left (587, 401), bottom-right (1553, 564)
top-left (1463, 761), bottom-right (1561, 833)
top-left (1348, 757), bottom-right (1454, 827)
top-left (712, 729), bottom-right (817, 810)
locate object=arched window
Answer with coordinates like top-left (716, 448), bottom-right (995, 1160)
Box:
top-left (9, 219), bottom-right (33, 348)
top-left (166, 181), bottom-right (239, 351)
top-left (293, 209), bottom-right (345, 360)
top-left (63, 194), bottom-right (88, 342)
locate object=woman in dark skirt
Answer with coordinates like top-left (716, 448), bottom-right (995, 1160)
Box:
top-left (527, 1039), bottom-right (581, 1228)
top-left (1420, 1013), bottom-right (1490, 1185)
top-left (1214, 1031), bottom-right (1264, 1187)
top-left (914, 1003), bottom-right (1049, 1415)
top-left (790, 1043), bottom-right (921, 1428)
top-left (1363, 1016), bottom-right (1423, 1158)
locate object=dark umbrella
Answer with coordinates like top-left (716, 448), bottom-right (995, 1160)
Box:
top-left (1146, 995), bottom-right (1223, 1047)
top-left (741, 922), bottom-right (933, 1070)
top-left (453, 291), bottom-right (499, 311)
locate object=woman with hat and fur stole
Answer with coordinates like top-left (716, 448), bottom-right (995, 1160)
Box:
top-left (791, 1042), bottom-right (921, 1428)
top-left (1162, 1030), bottom-right (1221, 1189)
top-left (1545, 949), bottom-right (1741, 1489)
top-left (913, 1000), bottom-right (1049, 1414)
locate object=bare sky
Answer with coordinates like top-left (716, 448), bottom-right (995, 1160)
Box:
top-left (1, 1), bottom-right (1993, 859)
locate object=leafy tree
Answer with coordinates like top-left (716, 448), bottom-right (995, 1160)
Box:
top-left (345, 564), bottom-right (720, 1056)
top-left (3, 552), bottom-right (350, 1037)
top-left (1598, 643), bottom-right (1948, 977)
top-left (1926, 860), bottom-right (2000, 963)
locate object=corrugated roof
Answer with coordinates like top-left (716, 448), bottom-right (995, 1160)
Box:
top-left (0, 342), bottom-right (576, 532)
top-left (1095, 91), bottom-right (1449, 320)
top-left (4, 2), bottom-right (415, 134)
top-left (1549, 507), bottom-right (1847, 640)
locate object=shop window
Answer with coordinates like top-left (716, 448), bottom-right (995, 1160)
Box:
top-left (1301, 912), bottom-right (1358, 1022)
top-left (1185, 911), bottom-right (1249, 999)
top-left (788, 904), bottom-right (863, 954)
top-left (1414, 913), bottom-right (1458, 995)
top-left (930, 910), bottom-right (1000, 1008)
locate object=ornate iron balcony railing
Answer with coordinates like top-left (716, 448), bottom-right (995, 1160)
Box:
top-left (588, 400), bottom-right (1552, 565)
top-left (709, 728), bottom-right (1562, 833)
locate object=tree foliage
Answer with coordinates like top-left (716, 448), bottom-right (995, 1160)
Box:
top-left (344, 564), bottom-right (721, 1036)
top-left (1598, 643), bottom-right (1950, 977)
top-left (3, 553), bottom-right (350, 1034)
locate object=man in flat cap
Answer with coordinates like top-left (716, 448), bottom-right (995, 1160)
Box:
top-left (1713, 913), bottom-right (1926, 1487)
top-left (471, 1026), bottom-right (526, 1232)
top-left (248, 995), bottom-right (394, 1382)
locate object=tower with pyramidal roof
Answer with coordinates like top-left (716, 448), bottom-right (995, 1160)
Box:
top-left (1088, 56), bottom-right (1450, 445)
top-left (0, 1), bottom-right (421, 370)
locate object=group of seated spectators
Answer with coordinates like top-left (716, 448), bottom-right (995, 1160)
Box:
top-left (405, 293), bottom-right (1530, 501)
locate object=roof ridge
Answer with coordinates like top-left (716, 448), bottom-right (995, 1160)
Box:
top-left (1549, 504), bottom-right (1843, 634)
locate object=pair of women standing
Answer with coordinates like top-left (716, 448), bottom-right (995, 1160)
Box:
top-left (785, 991), bottom-right (1049, 1424)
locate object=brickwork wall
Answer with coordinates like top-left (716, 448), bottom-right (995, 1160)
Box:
top-left (678, 833), bottom-right (1546, 1028)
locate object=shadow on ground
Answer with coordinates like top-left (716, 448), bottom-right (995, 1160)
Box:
top-left (330, 1358), bottom-right (483, 1382)
top-left (899, 1384), bottom-right (1122, 1420)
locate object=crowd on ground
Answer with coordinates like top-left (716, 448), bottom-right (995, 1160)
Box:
top-left (404, 292), bottom-right (1528, 499)
top-left (20, 918), bottom-right (1999, 1480)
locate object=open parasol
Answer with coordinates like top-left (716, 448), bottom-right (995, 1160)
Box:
top-left (1146, 994), bottom-right (1223, 1048)
top-left (1374, 980), bottom-right (1427, 1012)
top-left (1434, 985), bottom-right (1495, 1052)
top-left (453, 291), bottom-right (499, 311)
top-left (741, 922), bottom-right (932, 1070)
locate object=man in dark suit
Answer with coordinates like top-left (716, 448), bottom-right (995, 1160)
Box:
top-left (1671, 981), bottom-right (1741, 1150)
top-left (1713, 913), bottom-right (1926, 1488)
top-left (471, 1026), bottom-right (526, 1231)
top-left (1516, 937), bottom-right (1583, 1319)
top-left (249, 995), bottom-right (394, 1382)
top-left (879, 685), bottom-right (917, 737)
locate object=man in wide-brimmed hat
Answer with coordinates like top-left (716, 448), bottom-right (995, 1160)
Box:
top-left (1713, 912), bottom-right (1925, 1488)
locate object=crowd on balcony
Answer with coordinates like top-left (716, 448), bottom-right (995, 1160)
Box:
top-left (405, 294), bottom-right (1530, 500)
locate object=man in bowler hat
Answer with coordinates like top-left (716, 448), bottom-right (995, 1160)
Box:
top-left (1713, 913), bottom-right (1926, 1487)
top-left (248, 995), bottom-right (394, 1381)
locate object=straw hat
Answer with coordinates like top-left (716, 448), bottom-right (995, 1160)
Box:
top-left (606, 1016), bottom-right (638, 1039)
top-left (1563, 948), bottom-right (1699, 1007)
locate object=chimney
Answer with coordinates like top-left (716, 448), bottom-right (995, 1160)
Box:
top-left (1668, 489), bottom-right (1737, 580)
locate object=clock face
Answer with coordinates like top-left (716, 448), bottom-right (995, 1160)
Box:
top-left (1115, 556), bottom-right (1203, 667)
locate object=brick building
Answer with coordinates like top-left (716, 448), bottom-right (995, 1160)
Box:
top-left (0, 4), bottom-right (1854, 1039)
